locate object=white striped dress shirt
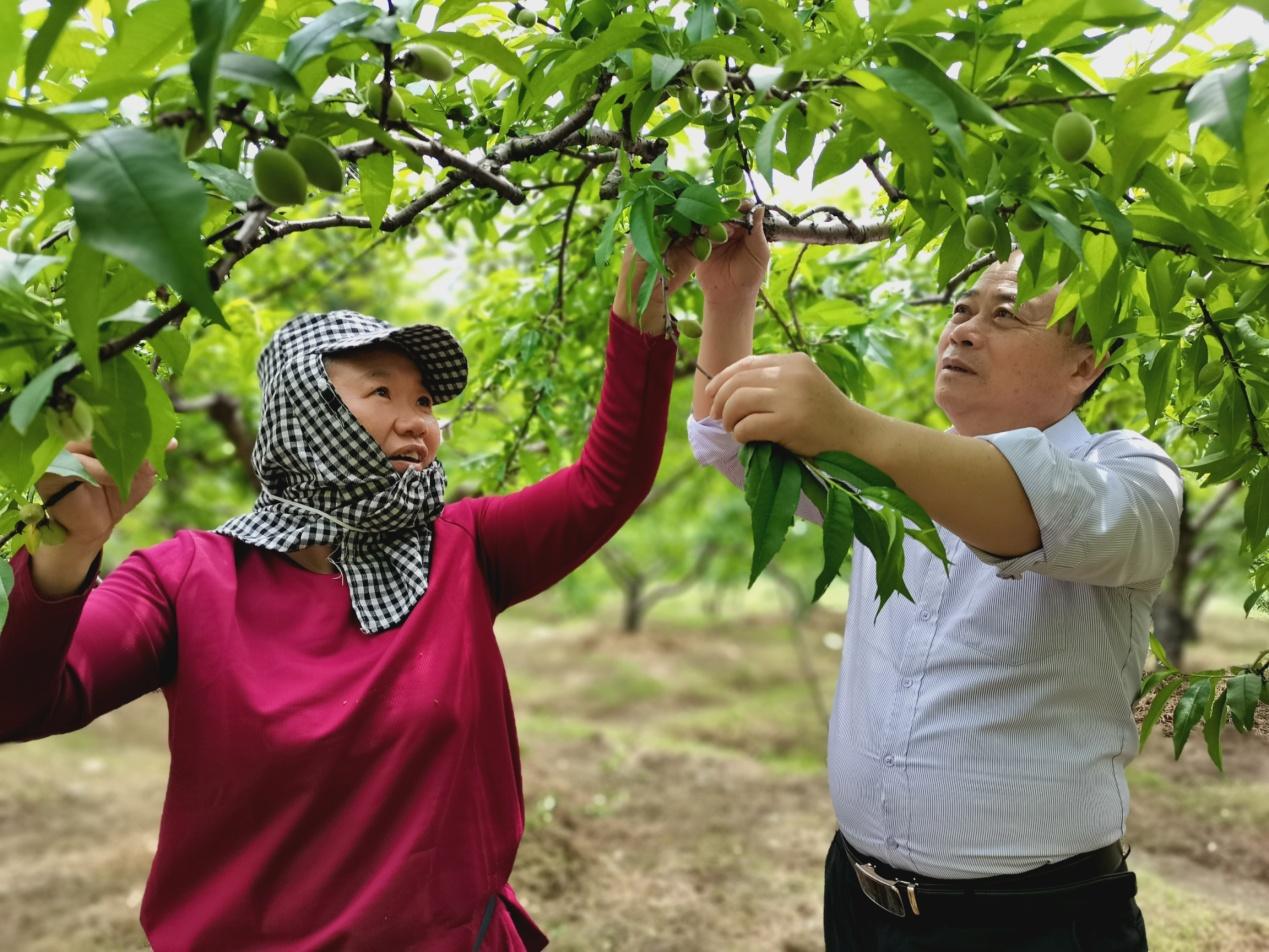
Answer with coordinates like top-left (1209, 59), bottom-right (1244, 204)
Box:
top-left (688, 411), bottom-right (1184, 878)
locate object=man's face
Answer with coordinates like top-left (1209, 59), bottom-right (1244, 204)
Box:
top-left (325, 346), bottom-right (442, 472)
top-left (933, 263), bottom-right (1100, 437)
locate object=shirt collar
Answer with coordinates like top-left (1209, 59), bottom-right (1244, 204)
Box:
top-left (1041, 411), bottom-right (1091, 453)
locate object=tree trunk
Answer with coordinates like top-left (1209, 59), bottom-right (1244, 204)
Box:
top-left (621, 582), bottom-right (645, 634)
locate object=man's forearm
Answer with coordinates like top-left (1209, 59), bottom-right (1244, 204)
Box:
top-left (693, 295), bottom-right (756, 421)
top-left (834, 404), bottom-right (1042, 557)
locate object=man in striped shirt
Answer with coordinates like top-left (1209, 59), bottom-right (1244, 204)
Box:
top-left (688, 220), bottom-right (1182, 951)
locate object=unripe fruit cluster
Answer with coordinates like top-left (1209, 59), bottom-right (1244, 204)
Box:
top-left (253, 135), bottom-right (344, 206)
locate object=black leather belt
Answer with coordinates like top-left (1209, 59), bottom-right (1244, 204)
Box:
top-left (837, 833), bottom-right (1136, 922)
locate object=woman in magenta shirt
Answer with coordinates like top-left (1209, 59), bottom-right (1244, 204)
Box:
top-left (0, 239), bottom-right (702, 951)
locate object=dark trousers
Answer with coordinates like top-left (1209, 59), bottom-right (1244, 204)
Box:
top-left (824, 834), bottom-right (1149, 951)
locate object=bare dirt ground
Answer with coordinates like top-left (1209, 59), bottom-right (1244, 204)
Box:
top-left (1, 602), bottom-right (1265, 951)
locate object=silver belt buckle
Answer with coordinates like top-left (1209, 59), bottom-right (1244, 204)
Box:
top-left (854, 861), bottom-right (918, 917)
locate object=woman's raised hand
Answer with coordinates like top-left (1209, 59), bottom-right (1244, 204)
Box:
top-left (696, 203), bottom-right (770, 308)
top-left (28, 440), bottom-right (172, 598)
top-left (611, 235), bottom-right (705, 336)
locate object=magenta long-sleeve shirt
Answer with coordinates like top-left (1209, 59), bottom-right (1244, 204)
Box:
top-left (0, 313), bottom-right (676, 951)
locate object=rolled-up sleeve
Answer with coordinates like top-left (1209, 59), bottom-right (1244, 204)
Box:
top-left (969, 428), bottom-right (1183, 588)
top-left (687, 414), bottom-right (824, 525)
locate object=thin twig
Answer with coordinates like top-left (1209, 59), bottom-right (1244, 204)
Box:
top-left (1197, 297), bottom-right (1267, 457)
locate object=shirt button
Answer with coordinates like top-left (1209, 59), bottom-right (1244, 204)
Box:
top-left (884, 754), bottom-right (895, 766)
top-left (886, 837), bottom-right (898, 850)
top-left (920, 609), bottom-right (931, 621)
top-left (902, 677), bottom-right (913, 688)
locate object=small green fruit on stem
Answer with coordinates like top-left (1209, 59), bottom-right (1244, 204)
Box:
top-left (692, 60), bottom-right (727, 92)
top-left (515, 8), bottom-right (537, 28)
top-left (286, 135), bottom-right (344, 193)
top-left (400, 44), bottom-right (454, 82)
top-left (678, 318), bottom-right (703, 338)
top-left (38, 520), bottom-right (68, 546)
top-left (18, 502), bottom-right (44, 526)
top-left (964, 213), bottom-right (996, 249)
top-left (1053, 111), bottom-right (1095, 164)
top-left (1185, 273), bottom-right (1208, 298)
top-left (253, 148), bottom-right (309, 206)
top-left (692, 235), bottom-right (712, 261)
top-left (1012, 203), bottom-right (1042, 232)
top-left (366, 84), bottom-right (406, 121)
top-left (707, 222), bottom-right (729, 244)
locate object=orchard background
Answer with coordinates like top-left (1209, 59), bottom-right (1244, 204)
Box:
top-left (0, 0), bottom-right (1267, 948)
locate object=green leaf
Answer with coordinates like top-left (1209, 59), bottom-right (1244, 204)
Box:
top-left (1186, 62), bottom-right (1249, 151)
top-left (741, 440), bottom-right (772, 515)
top-left (812, 450), bottom-right (895, 490)
top-left (65, 127), bottom-right (223, 326)
top-left (748, 445), bottom-right (802, 586)
top-left (870, 65), bottom-right (966, 159)
top-left (889, 40), bottom-right (1019, 132)
top-left (189, 160), bottom-right (256, 204)
top-left (1084, 189), bottom-right (1133, 259)
top-left (9, 355), bottom-right (80, 435)
top-left (651, 54), bottom-right (684, 91)
top-left (628, 190), bottom-right (664, 275)
top-left (1139, 345), bottom-right (1176, 427)
top-left (63, 242), bottom-right (105, 377)
top-left (150, 327), bottom-right (190, 376)
top-left (686, 3), bottom-right (716, 44)
top-left (539, 14), bottom-right (648, 99)
top-left (1226, 671), bottom-right (1262, 732)
top-left (25, 0), bottom-right (89, 91)
top-left (1203, 687), bottom-right (1227, 771)
top-left (82, 354), bottom-right (151, 497)
top-left (47, 448), bottom-right (99, 486)
top-left (86, 0), bottom-right (190, 95)
top-left (424, 30), bottom-right (526, 81)
top-left (1136, 669), bottom-right (1171, 703)
top-left (1138, 675), bottom-right (1181, 752)
top-left (217, 52), bottom-right (302, 95)
top-left (128, 352), bottom-right (177, 479)
top-left (595, 201), bottom-right (623, 267)
top-left (673, 183), bottom-right (728, 226)
top-left (189, 0), bottom-right (239, 122)
top-left (1246, 468), bottom-right (1269, 551)
top-left (358, 152), bottom-right (394, 228)
top-left (280, 3), bottom-right (375, 74)
top-left (835, 87), bottom-right (931, 190)
top-left (1026, 201), bottom-right (1084, 260)
top-left (0, 558), bottom-right (10, 629)
top-left (1172, 677), bottom-right (1212, 759)
top-left (755, 99), bottom-right (798, 187)
top-left (1149, 632), bottom-right (1173, 668)
top-left (1109, 75), bottom-right (1181, 194)
top-left (813, 485), bottom-right (854, 602)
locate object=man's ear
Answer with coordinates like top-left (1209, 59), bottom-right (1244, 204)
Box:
top-left (1071, 341), bottom-right (1109, 393)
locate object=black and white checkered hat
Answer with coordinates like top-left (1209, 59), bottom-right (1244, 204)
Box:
top-left (216, 309), bottom-right (464, 635)
top-left (258, 309), bottom-right (467, 404)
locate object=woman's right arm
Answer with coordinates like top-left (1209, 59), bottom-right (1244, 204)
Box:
top-left (0, 442), bottom-right (176, 742)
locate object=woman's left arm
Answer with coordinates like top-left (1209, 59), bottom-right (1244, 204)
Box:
top-left (471, 241), bottom-right (695, 611)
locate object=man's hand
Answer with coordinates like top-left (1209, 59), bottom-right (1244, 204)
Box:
top-left (612, 235), bottom-right (702, 335)
top-left (697, 204), bottom-right (769, 308)
top-left (704, 352), bottom-right (855, 457)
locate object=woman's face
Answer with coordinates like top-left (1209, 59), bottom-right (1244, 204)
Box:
top-left (324, 346), bottom-right (441, 472)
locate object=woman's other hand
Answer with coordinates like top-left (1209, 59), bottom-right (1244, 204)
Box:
top-left (28, 439), bottom-right (172, 598)
top-left (612, 235), bottom-right (703, 336)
